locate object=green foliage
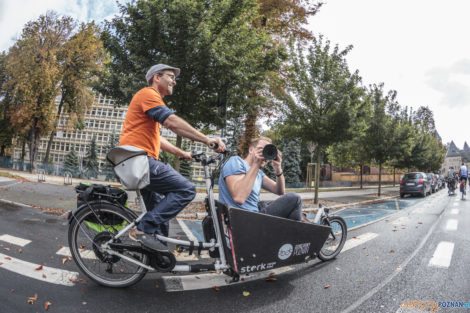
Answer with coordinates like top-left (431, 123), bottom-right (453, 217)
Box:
top-left (103, 130), bottom-right (120, 181)
top-left (64, 145), bottom-right (79, 174)
top-left (281, 138), bottom-right (301, 185)
top-left (84, 135), bottom-right (99, 178)
top-left (179, 141), bottom-right (193, 180)
top-left (98, 0), bottom-right (284, 134)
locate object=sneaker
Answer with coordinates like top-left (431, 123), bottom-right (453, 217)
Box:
top-left (129, 229), bottom-right (168, 252)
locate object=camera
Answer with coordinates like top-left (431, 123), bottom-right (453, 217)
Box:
top-left (262, 144), bottom-right (278, 161)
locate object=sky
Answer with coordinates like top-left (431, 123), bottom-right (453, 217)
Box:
top-left (1, 0), bottom-right (469, 149)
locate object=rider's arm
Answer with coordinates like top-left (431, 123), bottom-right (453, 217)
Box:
top-left (163, 115), bottom-right (224, 152)
top-left (261, 174), bottom-right (285, 196)
top-left (225, 165), bottom-right (261, 205)
top-left (160, 136), bottom-right (191, 159)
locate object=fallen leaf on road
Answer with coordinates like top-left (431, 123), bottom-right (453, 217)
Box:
top-left (79, 244), bottom-right (85, 249)
top-left (42, 274), bottom-right (47, 278)
top-left (352, 236), bottom-right (358, 239)
top-left (366, 254), bottom-right (369, 256)
top-left (9, 289), bottom-right (14, 293)
top-left (392, 230), bottom-right (398, 232)
top-left (195, 276), bottom-right (200, 279)
top-left (390, 250), bottom-right (395, 254)
top-left (213, 286), bottom-right (220, 292)
top-left (418, 222), bottom-right (423, 224)
top-left (382, 261), bottom-right (386, 264)
top-left (35, 265), bottom-right (43, 271)
top-left (68, 257), bottom-right (72, 261)
top-left (4, 247), bottom-right (10, 251)
top-left (243, 291), bottom-right (250, 296)
top-left (57, 244), bottom-right (63, 248)
top-left (265, 276), bottom-right (277, 281)
top-left (324, 284), bottom-right (331, 289)
top-left (4, 257), bottom-right (11, 260)
top-left (69, 278), bottom-right (79, 283)
top-left (62, 258), bottom-right (67, 264)
top-left (362, 247), bottom-right (367, 250)
top-left (0, 262), bottom-right (3, 265)
top-left (120, 269), bottom-right (124, 273)
top-left (18, 248), bottom-right (22, 253)
top-left (28, 293), bottom-right (38, 304)
top-left (44, 301), bottom-right (52, 311)
top-left (240, 277), bottom-right (245, 281)
top-left (396, 266), bottom-right (401, 270)
top-left (360, 280), bottom-right (365, 284)
top-left (79, 279), bottom-right (87, 284)
top-left (155, 284), bottom-right (159, 288)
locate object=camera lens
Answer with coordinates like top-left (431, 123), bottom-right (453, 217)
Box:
top-left (262, 144), bottom-right (278, 161)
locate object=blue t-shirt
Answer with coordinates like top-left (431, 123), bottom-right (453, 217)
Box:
top-left (218, 156), bottom-right (265, 212)
top-left (460, 165), bottom-right (468, 178)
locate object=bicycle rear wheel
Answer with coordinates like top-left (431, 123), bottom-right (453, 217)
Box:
top-left (68, 203), bottom-right (150, 287)
top-left (318, 216), bottom-right (347, 261)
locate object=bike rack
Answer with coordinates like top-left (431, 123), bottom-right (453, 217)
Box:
top-left (37, 169), bottom-right (46, 182)
top-left (64, 171), bottom-right (73, 185)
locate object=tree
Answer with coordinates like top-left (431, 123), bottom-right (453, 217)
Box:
top-left (103, 130), bottom-right (120, 181)
top-left (83, 135), bottom-right (99, 178)
top-left (43, 21), bottom-right (108, 163)
top-left (281, 36), bottom-right (363, 202)
top-left (179, 141), bottom-right (193, 180)
top-left (281, 138), bottom-right (301, 186)
top-left (363, 84), bottom-right (398, 196)
top-left (64, 145), bottom-right (79, 175)
top-left (0, 52), bottom-right (15, 156)
top-left (4, 12), bottom-right (74, 172)
top-left (99, 0), bottom-right (284, 170)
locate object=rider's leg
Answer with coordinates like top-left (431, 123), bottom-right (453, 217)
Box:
top-left (260, 192), bottom-right (302, 221)
top-left (137, 158), bottom-right (196, 237)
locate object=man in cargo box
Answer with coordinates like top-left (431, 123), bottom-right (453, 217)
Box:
top-left (218, 137), bottom-right (306, 222)
top-left (120, 64), bottom-right (225, 252)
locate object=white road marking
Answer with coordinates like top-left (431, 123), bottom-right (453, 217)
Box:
top-left (56, 246), bottom-right (97, 259)
top-left (341, 233), bottom-right (379, 252)
top-left (0, 253), bottom-right (79, 286)
top-left (163, 266), bottom-right (293, 292)
top-left (0, 234), bottom-right (31, 247)
top-left (390, 217), bottom-right (410, 226)
top-left (450, 209), bottom-right (459, 215)
top-left (428, 241), bottom-right (454, 268)
top-left (445, 219), bottom-right (458, 231)
top-left (176, 219), bottom-right (199, 242)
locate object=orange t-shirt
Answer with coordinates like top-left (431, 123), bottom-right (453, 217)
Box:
top-left (119, 87), bottom-right (166, 159)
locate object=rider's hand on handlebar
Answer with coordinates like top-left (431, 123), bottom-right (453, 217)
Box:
top-left (207, 138), bottom-right (226, 153)
top-left (180, 151), bottom-right (192, 161)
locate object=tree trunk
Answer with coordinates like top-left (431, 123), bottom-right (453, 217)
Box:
top-left (238, 109), bottom-right (259, 157)
top-left (29, 118), bottom-right (40, 173)
top-left (173, 135), bottom-right (182, 172)
top-left (360, 164), bottom-right (363, 189)
top-left (314, 148), bottom-right (321, 204)
top-left (378, 162), bottom-right (382, 197)
top-left (44, 98), bottom-right (65, 163)
top-left (393, 167), bottom-right (396, 187)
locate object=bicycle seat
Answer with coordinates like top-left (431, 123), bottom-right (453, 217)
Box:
top-left (107, 145), bottom-right (148, 166)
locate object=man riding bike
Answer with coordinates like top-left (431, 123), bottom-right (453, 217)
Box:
top-left (459, 162), bottom-right (468, 195)
top-left (119, 63), bottom-right (225, 252)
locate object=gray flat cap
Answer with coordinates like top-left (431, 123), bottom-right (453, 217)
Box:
top-left (145, 64), bottom-right (181, 82)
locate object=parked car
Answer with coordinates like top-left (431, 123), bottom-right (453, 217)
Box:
top-left (437, 175), bottom-right (445, 190)
top-left (400, 172), bottom-right (431, 198)
top-left (426, 173), bottom-right (438, 193)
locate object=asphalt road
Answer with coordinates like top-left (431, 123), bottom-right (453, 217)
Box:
top-left (1, 188), bottom-right (467, 313)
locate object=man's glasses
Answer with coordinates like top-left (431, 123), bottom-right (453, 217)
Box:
top-left (159, 73), bottom-right (176, 81)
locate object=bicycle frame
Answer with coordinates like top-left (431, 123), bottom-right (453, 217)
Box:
top-left (101, 154), bottom-right (230, 273)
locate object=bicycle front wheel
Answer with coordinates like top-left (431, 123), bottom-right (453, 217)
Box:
top-left (318, 216), bottom-right (347, 261)
top-left (68, 203), bottom-right (150, 287)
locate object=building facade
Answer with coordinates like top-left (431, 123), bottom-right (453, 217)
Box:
top-left (442, 141), bottom-right (470, 175)
top-left (11, 95), bottom-right (218, 181)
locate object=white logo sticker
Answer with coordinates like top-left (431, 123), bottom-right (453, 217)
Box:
top-left (278, 243), bottom-right (293, 260)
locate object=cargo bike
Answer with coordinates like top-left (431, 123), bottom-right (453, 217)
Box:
top-left (67, 146), bottom-right (347, 287)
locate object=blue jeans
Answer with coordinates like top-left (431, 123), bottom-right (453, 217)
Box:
top-left (137, 157), bottom-right (196, 237)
